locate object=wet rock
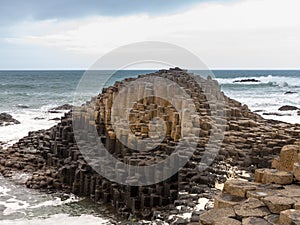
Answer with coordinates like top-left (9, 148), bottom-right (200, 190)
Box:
top-left (48, 110), bottom-right (61, 113)
top-left (0, 113), bottom-right (20, 126)
top-left (263, 112), bottom-right (291, 116)
top-left (49, 117), bottom-right (61, 121)
top-left (214, 193), bottom-right (245, 208)
top-left (284, 91), bottom-right (297, 95)
top-left (16, 104), bottom-right (29, 108)
top-left (233, 79), bottom-right (260, 83)
top-left (50, 104), bottom-right (73, 111)
top-left (278, 105), bottom-right (299, 111)
top-left (34, 117), bottom-right (45, 120)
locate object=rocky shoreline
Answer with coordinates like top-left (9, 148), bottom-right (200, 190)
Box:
top-left (1, 68), bottom-right (300, 224)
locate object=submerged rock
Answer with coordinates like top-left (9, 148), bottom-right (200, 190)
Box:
top-left (16, 104), bottom-right (30, 108)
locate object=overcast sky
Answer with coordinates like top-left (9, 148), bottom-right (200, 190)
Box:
top-left (1, 0), bottom-right (300, 69)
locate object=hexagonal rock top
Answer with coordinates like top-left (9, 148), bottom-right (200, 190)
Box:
top-left (280, 209), bottom-right (300, 225)
top-left (262, 196), bottom-right (295, 214)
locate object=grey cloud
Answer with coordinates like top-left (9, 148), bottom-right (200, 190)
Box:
top-left (0, 0), bottom-right (220, 24)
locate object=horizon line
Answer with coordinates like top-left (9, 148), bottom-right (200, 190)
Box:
top-left (1, 68), bottom-right (300, 71)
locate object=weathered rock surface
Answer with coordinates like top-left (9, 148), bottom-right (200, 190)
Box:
top-left (214, 217), bottom-right (241, 225)
top-left (234, 198), bottom-right (270, 218)
top-left (280, 209), bottom-right (300, 225)
top-left (263, 196), bottom-right (295, 214)
top-left (199, 208), bottom-right (235, 225)
top-left (242, 217), bottom-right (271, 225)
top-left (209, 142), bottom-right (300, 225)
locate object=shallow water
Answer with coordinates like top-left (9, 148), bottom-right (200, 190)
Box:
top-left (0, 175), bottom-right (118, 224)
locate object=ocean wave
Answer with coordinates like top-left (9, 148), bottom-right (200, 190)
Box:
top-left (217, 75), bottom-right (300, 87)
top-left (0, 214), bottom-right (111, 225)
top-left (0, 84), bottom-right (36, 89)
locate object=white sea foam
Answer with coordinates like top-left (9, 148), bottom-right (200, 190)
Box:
top-left (0, 214), bottom-right (110, 225)
top-left (217, 74), bottom-right (300, 124)
top-left (217, 75), bottom-right (300, 87)
top-left (0, 175), bottom-right (80, 216)
top-left (0, 105), bottom-right (66, 148)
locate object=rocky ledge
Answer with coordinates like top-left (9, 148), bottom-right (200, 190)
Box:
top-left (1, 68), bottom-right (300, 223)
top-left (200, 143), bottom-right (300, 225)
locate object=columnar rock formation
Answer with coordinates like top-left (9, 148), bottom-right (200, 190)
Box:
top-left (200, 143), bottom-right (300, 225)
top-left (1, 68), bottom-right (300, 221)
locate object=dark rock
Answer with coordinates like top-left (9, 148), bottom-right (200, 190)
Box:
top-left (49, 117), bottom-right (61, 121)
top-left (50, 104), bottom-right (73, 111)
top-left (233, 79), bottom-right (260, 83)
top-left (263, 112), bottom-right (291, 116)
top-left (170, 67), bottom-right (183, 71)
top-left (278, 105), bottom-right (299, 111)
top-left (16, 104), bottom-right (30, 108)
top-left (34, 117), bottom-right (45, 120)
top-left (48, 110), bottom-right (60, 113)
top-left (0, 113), bottom-right (20, 126)
top-left (284, 91), bottom-right (297, 95)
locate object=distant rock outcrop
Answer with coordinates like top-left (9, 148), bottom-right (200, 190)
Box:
top-left (278, 105), bottom-right (299, 111)
top-left (16, 104), bottom-right (30, 108)
top-left (263, 112), bottom-right (292, 116)
top-left (233, 79), bottom-right (260, 83)
top-left (48, 104), bottom-right (73, 113)
top-left (284, 91), bottom-right (297, 95)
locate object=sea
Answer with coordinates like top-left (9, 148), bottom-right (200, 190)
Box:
top-left (0, 70), bottom-right (299, 224)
